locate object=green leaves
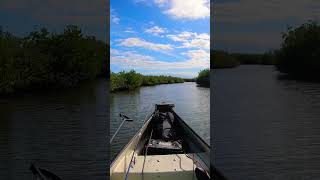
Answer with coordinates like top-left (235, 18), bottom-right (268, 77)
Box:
top-left (110, 70), bottom-right (184, 92)
top-left (196, 69), bottom-right (210, 87)
top-left (0, 25), bottom-right (106, 94)
top-left (276, 21), bottom-right (320, 79)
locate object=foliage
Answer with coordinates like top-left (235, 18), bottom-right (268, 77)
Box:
top-left (213, 50), bottom-right (240, 68)
top-left (183, 78), bottom-right (196, 82)
top-left (0, 25), bottom-right (107, 94)
top-left (211, 50), bottom-right (277, 69)
top-left (232, 51), bottom-right (277, 65)
top-left (276, 21), bottom-right (320, 80)
top-left (196, 69), bottom-right (210, 87)
top-left (110, 70), bottom-right (184, 92)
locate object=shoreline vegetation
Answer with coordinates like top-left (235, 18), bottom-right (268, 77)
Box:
top-left (214, 21), bottom-right (320, 81)
top-left (196, 69), bottom-right (209, 87)
top-left (110, 70), bottom-right (208, 92)
top-left (212, 50), bottom-right (277, 69)
top-left (110, 70), bottom-right (185, 92)
top-left (0, 25), bottom-right (107, 94)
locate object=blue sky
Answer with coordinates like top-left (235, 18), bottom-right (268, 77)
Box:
top-left (110, 0), bottom-right (210, 78)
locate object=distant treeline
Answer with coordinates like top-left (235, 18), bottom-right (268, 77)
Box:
top-left (213, 21), bottom-right (320, 81)
top-left (212, 50), bottom-right (277, 69)
top-left (184, 78), bottom-right (196, 82)
top-left (0, 25), bottom-right (107, 94)
top-left (195, 69), bottom-right (209, 87)
top-left (110, 70), bottom-right (184, 92)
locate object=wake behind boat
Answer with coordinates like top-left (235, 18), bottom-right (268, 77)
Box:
top-left (110, 103), bottom-right (210, 180)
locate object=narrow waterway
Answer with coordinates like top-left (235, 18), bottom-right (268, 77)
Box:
top-left (0, 79), bottom-right (107, 180)
top-left (213, 65), bottom-right (320, 180)
top-left (110, 82), bottom-right (210, 159)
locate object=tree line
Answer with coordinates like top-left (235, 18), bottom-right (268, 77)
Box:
top-left (195, 69), bottom-right (209, 87)
top-left (0, 25), bottom-right (107, 94)
top-left (212, 50), bottom-right (277, 69)
top-left (110, 70), bottom-right (184, 92)
top-left (213, 20), bottom-right (320, 81)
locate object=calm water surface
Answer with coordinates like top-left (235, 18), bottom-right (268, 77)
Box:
top-left (110, 82), bottom-right (210, 159)
top-left (0, 79), bottom-right (107, 180)
top-left (213, 65), bottom-right (320, 180)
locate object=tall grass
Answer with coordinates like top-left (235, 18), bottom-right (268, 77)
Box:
top-left (110, 70), bottom-right (184, 92)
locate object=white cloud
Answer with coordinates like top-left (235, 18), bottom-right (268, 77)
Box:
top-left (118, 37), bottom-right (173, 51)
top-left (111, 49), bottom-right (209, 71)
top-left (167, 31), bottom-right (196, 42)
top-left (154, 0), bottom-right (168, 7)
top-left (143, 71), bottom-right (198, 78)
top-left (154, 0), bottom-right (210, 20)
top-left (124, 27), bottom-right (135, 33)
top-left (180, 33), bottom-right (209, 49)
top-left (167, 31), bottom-right (209, 49)
top-left (112, 16), bottom-right (120, 24)
top-left (145, 26), bottom-right (168, 35)
top-left (111, 8), bottom-right (120, 24)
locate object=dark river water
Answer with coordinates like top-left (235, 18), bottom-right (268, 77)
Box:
top-left (0, 79), bottom-right (107, 180)
top-left (110, 82), bottom-right (210, 159)
top-left (212, 65), bottom-right (320, 180)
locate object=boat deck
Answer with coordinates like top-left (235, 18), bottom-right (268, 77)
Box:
top-left (112, 153), bottom-right (196, 180)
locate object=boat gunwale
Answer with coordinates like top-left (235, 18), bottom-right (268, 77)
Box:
top-left (110, 106), bottom-right (210, 177)
top-left (173, 111), bottom-right (210, 149)
top-left (172, 111), bottom-right (210, 173)
top-left (110, 111), bottom-right (154, 167)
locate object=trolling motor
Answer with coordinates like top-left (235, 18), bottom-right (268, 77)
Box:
top-left (110, 113), bottom-right (133, 144)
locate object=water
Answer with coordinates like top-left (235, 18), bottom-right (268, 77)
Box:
top-left (212, 65), bottom-right (320, 180)
top-left (110, 82), bottom-right (210, 159)
top-left (0, 79), bottom-right (107, 180)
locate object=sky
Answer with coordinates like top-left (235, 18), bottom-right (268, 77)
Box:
top-left (0, 0), bottom-right (106, 41)
top-left (213, 0), bottom-right (320, 53)
top-left (110, 0), bottom-right (210, 78)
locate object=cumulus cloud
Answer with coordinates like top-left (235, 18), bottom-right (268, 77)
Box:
top-left (144, 26), bottom-right (168, 36)
top-left (153, 0), bottom-right (209, 20)
top-left (118, 37), bottom-right (173, 51)
top-left (167, 31), bottom-right (196, 42)
top-left (111, 49), bottom-right (209, 71)
top-left (167, 31), bottom-right (209, 49)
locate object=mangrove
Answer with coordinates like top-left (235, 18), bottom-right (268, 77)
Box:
top-left (276, 21), bottom-right (320, 80)
top-left (211, 50), bottom-right (277, 69)
top-left (110, 70), bottom-right (185, 92)
top-left (0, 25), bottom-right (107, 94)
top-left (196, 69), bottom-right (210, 87)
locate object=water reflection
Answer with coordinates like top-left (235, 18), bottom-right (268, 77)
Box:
top-left (0, 79), bottom-right (107, 180)
top-left (213, 65), bottom-right (320, 180)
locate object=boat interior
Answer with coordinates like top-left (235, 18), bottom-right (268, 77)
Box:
top-left (111, 104), bottom-right (210, 180)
